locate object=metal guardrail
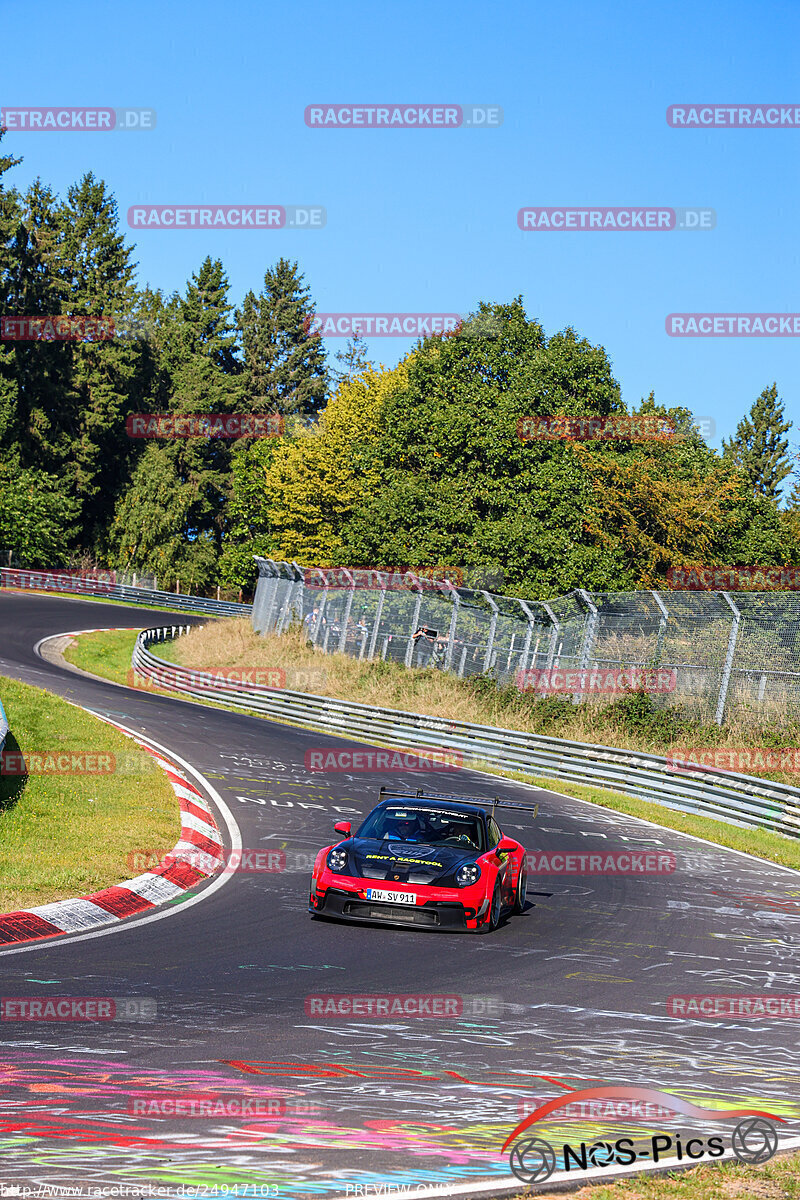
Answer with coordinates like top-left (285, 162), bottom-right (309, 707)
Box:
top-left (251, 558), bottom-right (800, 726)
top-left (133, 626), bottom-right (800, 841)
top-left (0, 569), bottom-right (251, 618)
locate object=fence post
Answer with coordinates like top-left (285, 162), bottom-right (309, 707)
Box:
top-left (253, 557), bottom-right (280, 633)
top-left (250, 557), bottom-right (269, 632)
top-left (405, 577), bottom-right (424, 668)
top-left (481, 590), bottom-right (500, 674)
top-left (517, 599), bottom-right (537, 680)
top-left (368, 572), bottom-right (389, 659)
top-left (443, 581), bottom-right (461, 671)
top-left (309, 569), bottom-right (327, 646)
top-left (575, 589), bottom-right (599, 704)
top-left (285, 561), bottom-right (306, 632)
top-left (715, 591), bottom-right (741, 726)
top-left (651, 590), bottom-right (669, 665)
top-left (338, 568), bottom-right (355, 653)
top-left (275, 563), bottom-right (297, 634)
top-left (541, 602), bottom-right (560, 674)
top-left (272, 562), bottom-right (293, 633)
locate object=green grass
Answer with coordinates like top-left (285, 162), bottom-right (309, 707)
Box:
top-left (63, 627), bottom-right (145, 686)
top-left (493, 1147), bottom-right (800, 1199)
top-left (0, 676), bottom-right (180, 909)
top-left (491, 764), bottom-right (800, 872)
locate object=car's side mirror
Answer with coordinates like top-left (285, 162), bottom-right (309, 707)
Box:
top-left (333, 821), bottom-right (351, 837)
top-left (497, 837), bottom-right (516, 853)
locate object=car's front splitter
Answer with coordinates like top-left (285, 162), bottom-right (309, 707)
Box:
top-left (310, 887), bottom-right (474, 931)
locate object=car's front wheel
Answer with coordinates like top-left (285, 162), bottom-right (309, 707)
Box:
top-left (478, 881), bottom-right (502, 934)
top-left (512, 862), bottom-right (527, 914)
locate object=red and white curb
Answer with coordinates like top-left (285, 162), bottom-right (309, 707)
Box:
top-left (0, 726), bottom-right (224, 947)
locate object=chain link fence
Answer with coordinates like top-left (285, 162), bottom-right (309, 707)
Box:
top-left (251, 558), bottom-right (800, 725)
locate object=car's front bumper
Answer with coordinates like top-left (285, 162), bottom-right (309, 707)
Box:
top-left (310, 885), bottom-right (478, 931)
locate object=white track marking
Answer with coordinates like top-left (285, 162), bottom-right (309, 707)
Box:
top-left (0, 720), bottom-right (241, 956)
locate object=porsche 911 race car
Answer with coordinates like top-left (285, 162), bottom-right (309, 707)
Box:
top-left (308, 788), bottom-right (537, 933)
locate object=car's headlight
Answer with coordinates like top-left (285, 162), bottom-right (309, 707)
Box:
top-left (455, 864), bottom-right (480, 888)
top-left (327, 848), bottom-right (348, 873)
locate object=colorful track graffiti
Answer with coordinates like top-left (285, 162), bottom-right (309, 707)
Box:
top-left (0, 1051), bottom-right (795, 1193)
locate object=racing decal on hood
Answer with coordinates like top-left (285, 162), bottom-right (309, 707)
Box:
top-left (365, 854), bottom-right (443, 868)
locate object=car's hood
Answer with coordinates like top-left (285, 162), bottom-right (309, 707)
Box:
top-left (338, 838), bottom-right (479, 885)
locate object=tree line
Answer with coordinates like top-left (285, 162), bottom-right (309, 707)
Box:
top-left (1, 131), bottom-right (797, 599)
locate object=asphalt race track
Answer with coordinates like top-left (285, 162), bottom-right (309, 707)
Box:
top-left (0, 591), bottom-right (799, 1194)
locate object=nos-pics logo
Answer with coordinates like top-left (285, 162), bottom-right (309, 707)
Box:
top-left (503, 1086), bottom-right (783, 1186)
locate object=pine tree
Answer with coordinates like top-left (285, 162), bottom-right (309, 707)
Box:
top-left (11, 181), bottom-right (76, 476)
top-left (723, 384), bottom-right (792, 501)
top-left (0, 130), bottom-right (23, 453)
top-left (332, 332), bottom-right (372, 386)
top-left (239, 258), bottom-right (328, 415)
top-left (106, 442), bottom-right (216, 590)
top-left (110, 259), bottom-right (242, 585)
top-left (48, 173), bottom-right (150, 547)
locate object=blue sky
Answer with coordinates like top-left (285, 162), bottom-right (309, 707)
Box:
top-left (2, 0), bottom-right (799, 460)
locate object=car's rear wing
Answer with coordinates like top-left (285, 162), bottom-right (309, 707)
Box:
top-left (377, 787), bottom-right (539, 821)
top-left (489, 797), bottom-right (539, 820)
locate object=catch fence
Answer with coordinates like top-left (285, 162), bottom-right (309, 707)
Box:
top-left (252, 559), bottom-right (800, 726)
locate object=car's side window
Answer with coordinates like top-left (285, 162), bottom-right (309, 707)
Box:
top-left (488, 817), bottom-right (502, 848)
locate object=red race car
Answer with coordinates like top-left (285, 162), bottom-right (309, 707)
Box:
top-left (308, 787), bottom-right (537, 933)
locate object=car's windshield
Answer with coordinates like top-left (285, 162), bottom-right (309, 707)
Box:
top-left (358, 805), bottom-right (484, 852)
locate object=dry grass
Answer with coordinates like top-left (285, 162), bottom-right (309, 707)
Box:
top-left (164, 621), bottom-right (800, 785)
top-left (63, 621), bottom-right (800, 871)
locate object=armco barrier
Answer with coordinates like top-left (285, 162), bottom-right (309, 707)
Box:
top-left (0, 569), bottom-right (251, 618)
top-left (132, 627), bottom-right (800, 841)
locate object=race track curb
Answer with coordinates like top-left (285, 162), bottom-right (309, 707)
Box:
top-left (0, 725), bottom-right (223, 946)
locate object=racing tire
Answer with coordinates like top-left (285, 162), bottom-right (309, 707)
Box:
top-left (479, 882), bottom-right (502, 934)
top-left (512, 862), bottom-right (527, 914)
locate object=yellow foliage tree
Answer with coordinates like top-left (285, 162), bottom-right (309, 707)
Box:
top-left (573, 446), bottom-right (744, 586)
top-left (263, 361), bottom-right (410, 563)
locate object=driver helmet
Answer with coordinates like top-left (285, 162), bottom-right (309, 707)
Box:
top-left (384, 813), bottom-right (421, 841)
